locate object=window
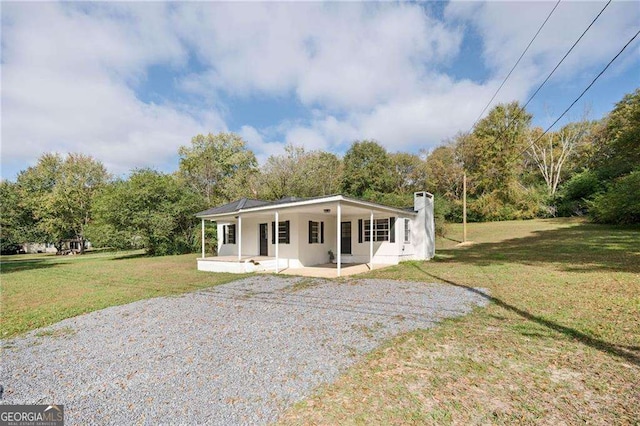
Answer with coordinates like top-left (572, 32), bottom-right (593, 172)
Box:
top-left (308, 221), bottom-right (325, 244)
top-left (375, 219), bottom-right (389, 242)
top-left (362, 218), bottom-right (392, 242)
top-left (223, 224), bottom-right (236, 244)
top-left (404, 218), bottom-right (411, 243)
top-left (271, 220), bottom-right (290, 244)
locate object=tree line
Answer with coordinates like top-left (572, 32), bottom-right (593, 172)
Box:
top-left (2, 89), bottom-right (637, 255)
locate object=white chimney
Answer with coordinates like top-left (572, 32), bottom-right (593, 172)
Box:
top-left (414, 192), bottom-right (435, 259)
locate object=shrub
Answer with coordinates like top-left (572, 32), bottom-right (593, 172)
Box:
top-left (590, 170), bottom-right (640, 224)
top-left (555, 170), bottom-right (603, 217)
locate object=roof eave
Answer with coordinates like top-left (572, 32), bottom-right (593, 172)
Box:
top-left (196, 194), bottom-right (416, 219)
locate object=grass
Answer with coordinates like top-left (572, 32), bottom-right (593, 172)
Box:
top-left (279, 218), bottom-right (640, 424)
top-left (0, 250), bottom-right (246, 338)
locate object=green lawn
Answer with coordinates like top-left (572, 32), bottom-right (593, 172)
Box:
top-left (0, 250), bottom-right (245, 337)
top-left (280, 218), bottom-right (640, 424)
top-left (2, 219), bottom-right (638, 423)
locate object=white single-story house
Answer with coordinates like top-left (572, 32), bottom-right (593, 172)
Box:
top-left (195, 192), bottom-right (435, 276)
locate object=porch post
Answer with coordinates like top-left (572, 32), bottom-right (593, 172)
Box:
top-left (337, 202), bottom-right (341, 277)
top-left (275, 211), bottom-right (279, 273)
top-left (237, 215), bottom-right (242, 261)
top-left (369, 211), bottom-right (374, 269)
top-left (201, 219), bottom-right (205, 258)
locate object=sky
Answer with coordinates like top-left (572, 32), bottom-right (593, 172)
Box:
top-left (1, 1), bottom-right (639, 180)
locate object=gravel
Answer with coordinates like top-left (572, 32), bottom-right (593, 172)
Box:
top-left (1, 276), bottom-right (489, 425)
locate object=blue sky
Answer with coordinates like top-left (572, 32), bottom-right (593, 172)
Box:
top-left (1, 1), bottom-right (638, 180)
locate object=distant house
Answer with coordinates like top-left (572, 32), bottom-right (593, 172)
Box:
top-left (195, 192), bottom-right (435, 276)
top-left (21, 238), bottom-right (90, 255)
top-left (21, 242), bottom-right (57, 254)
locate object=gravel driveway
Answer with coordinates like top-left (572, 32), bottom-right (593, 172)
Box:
top-left (1, 276), bottom-right (489, 424)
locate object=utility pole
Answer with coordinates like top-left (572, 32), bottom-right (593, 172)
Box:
top-left (463, 171), bottom-right (467, 243)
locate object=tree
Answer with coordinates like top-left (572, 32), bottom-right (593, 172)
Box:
top-left (527, 120), bottom-right (589, 196)
top-left (299, 151), bottom-right (343, 197)
top-left (90, 169), bottom-right (205, 255)
top-left (389, 152), bottom-right (429, 194)
top-left (341, 140), bottom-right (395, 199)
top-left (590, 88), bottom-right (640, 180)
top-left (458, 102), bottom-right (532, 195)
top-left (425, 144), bottom-right (464, 201)
top-left (584, 89), bottom-right (640, 224)
top-left (260, 144), bottom-right (307, 200)
top-left (590, 169), bottom-right (640, 224)
top-left (15, 153), bottom-right (108, 253)
top-left (178, 132), bottom-right (259, 205)
top-left (0, 180), bottom-right (36, 252)
top-left (259, 145), bottom-right (343, 200)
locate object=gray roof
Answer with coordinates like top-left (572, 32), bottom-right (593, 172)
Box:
top-left (195, 198), bottom-right (269, 217)
top-left (196, 194), bottom-right (417, 218)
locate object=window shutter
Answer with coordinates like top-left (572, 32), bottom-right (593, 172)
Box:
top-left (390, 217), bottom-right (396, 243)
top-left (285, 220), bottom-right (290, 244)
top-left (223, 225), bottom-right (227, 244)
top-left (358, 219), bottom-right (363, 243)
top-left (308, 221), bottom-right (313, 244)
top-left (271, 222), bottom-right (275, 244)
top-left (320, 222), bottom-right (324, 244)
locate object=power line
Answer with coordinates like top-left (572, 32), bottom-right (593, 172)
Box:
top-left (520, 28), bottom-right (640, 156)
top-left (522, 0), bottom-right (612, 110)
top-left (470, 0), bottom-right (562, 130)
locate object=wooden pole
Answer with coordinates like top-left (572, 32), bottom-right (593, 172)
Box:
top-left (463, 171), bottom-right (467, 243)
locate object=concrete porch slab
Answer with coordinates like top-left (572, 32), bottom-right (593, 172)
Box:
top-left (272, 263), bottom-right (392, 278)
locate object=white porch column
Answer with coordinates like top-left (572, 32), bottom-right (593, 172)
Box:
top-left (337, 202), bottom-right (341, 277)
top-left (201, 219), bottom-right (205, 258)
top-left (237, 215), bottom-right (242, 261)
top-left (369, 211), bottom-right (374, 269)
top-left (275, 211), bottom-right (279, 273)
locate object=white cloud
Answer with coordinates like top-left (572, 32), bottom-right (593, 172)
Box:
top-left (1, 1), bottom-right (638, 178)
top-left (174, 2), bottom-right (463, 111)
top-left (1, 2), bottom-right (225, 177)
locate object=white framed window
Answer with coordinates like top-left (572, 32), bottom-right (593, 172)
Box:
top-left (404, 218), bottom-right (411, 243)
top-left (363, 219), bottom-right (390, 242)
top-left (272, 221), bottom-right (290, 244)
top-left (308, 221), bottom-right (324, 244)
top-left (223, 224), bottom-right (236, 244)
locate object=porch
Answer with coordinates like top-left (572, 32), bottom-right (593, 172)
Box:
top-left (197, 256), bottom-right (287, 274)
top-left (195, 193), bottom-right (433, 277)
top-left (275, 262), bottom-right (391, 278)
top-left (197, 256), bottom-right (391, 277)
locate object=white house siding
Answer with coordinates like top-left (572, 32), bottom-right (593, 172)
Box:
top-left (295, 213), bottom-right (336, 267)
top-left (213, 206), bottom-right (430, 267)
top-left (341, 214), bottom-right (415, 265)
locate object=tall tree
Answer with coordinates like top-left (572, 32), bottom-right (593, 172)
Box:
top-left (588, 89), bottom-right (640, 224)
top-left (425, 144), bottom-right (464, 200)
top-left (260, 145), bottom-right (343, 200)
top-left (178, 132), bottom-right (259, 205)
top-left (458, 102), bottom-right (532, 195)
top-left (590, 88), bottom-right (640, 180)
top-left (260, 144), bottom-right (307, 200)
top-left (90, 169), bottom-right (205, 255)
top-left (0, 180), bottom-right (36, 252)
top-left (527, 120), bottom-right (590, 196)
top-left (16, 153), bottom-right (108, 252)
top-left (341, 140), bottom-right (395, 198)
top-left (389, 152), bottom-right (429, 194)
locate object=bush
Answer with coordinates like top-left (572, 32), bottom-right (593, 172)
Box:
top-left (555, 170), bottom-right (603, 217)
top-left (467, 184), bottom-right (545, 222)
top-left (590, 170), bottom-right (640, 224)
